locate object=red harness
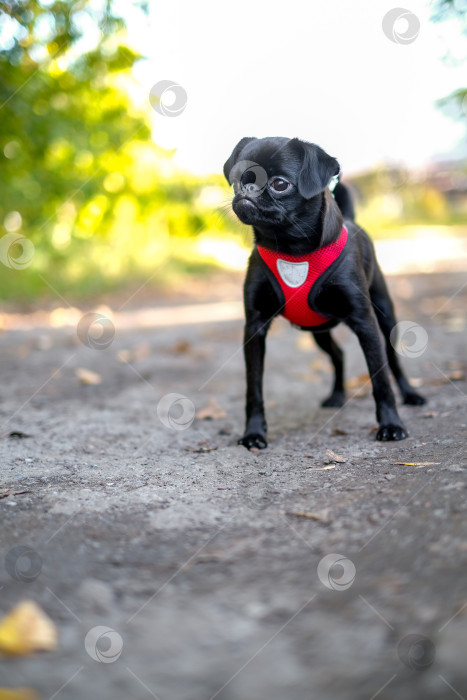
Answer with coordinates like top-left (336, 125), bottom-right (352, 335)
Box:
top-left (257, 226), bottom-right (348, 328)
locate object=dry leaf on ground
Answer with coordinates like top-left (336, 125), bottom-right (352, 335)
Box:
top-left (307, 465), bottom-right (336, 470)
top-left (0, 491), bottom-right (31, 500)
top-left (75, 368), bottom-right (102, 385)
top-left (171, 340), bottom-right (191, 354)
top-left (185, 441), bottom-right (218, 453)
top-left (117, 342), bottom-right (151, 363)
top-left (332, 427), bottom-right (348, 436)
top-left (0, 601), bottom-right (57, 656)
top-left (0, 689), bottom-right (40, 700)
top-left (425, 370), bottom-right (465, 386)
top-left (286, 508), bottom-right (331, 522)
top-left (346, 373), bottom-right (370, 387)
top-left (393, 462), bottom-right (440, 467)
top-left (196, 397), bottom-right (227, 420)
top-left (325, 449), bottom-right (346, 464)
top-left (346, 374), bottom-right (371, 397)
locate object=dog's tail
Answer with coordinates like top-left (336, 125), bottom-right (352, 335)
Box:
top-left (333, 182), bottom-right (355, 221)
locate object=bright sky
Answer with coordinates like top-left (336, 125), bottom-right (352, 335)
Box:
top-left (127, 0), bottom-right (465, 176)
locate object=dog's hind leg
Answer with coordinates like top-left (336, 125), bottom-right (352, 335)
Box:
top-left (369, 268), bottom-right (426, 406)
top-left (312, 330), bottom-right (346, 407)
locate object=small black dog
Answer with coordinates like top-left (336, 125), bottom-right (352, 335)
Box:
top-left (224, 136), bottom-right (425, 449)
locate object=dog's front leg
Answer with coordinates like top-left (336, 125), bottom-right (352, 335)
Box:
top-left (347, 309), bottom-right (408, 441)
top-left (239, 310), bottom-right (272, 449)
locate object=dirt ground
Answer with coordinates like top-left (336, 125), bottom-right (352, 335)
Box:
top-left (0, 266), bottom-right (466, 700)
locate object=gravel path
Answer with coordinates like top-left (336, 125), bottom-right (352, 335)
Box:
top-left (1, 269), bottom-right (466, 699)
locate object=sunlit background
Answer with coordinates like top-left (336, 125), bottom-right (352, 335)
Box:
top-left (0, 0), bottom-right (466, 307)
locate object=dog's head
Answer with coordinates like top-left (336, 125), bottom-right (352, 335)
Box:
top-left (223, 136), bottom-right (342, 247)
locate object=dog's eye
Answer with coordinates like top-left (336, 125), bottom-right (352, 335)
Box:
top-left (270, 178), bottom-right (290, 192)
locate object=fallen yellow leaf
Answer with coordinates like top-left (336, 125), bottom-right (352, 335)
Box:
top-left (0, 601), bottom-right (57, 656)
top-left (196, 397), bottom-right (226, 420)
top-left (116, 342), bottom-right (150, 363)
top-left (307, 465), bottom-right (336, 470)
top-left (393, 462), bottom-right (441, 466)
top-left (346, 373), bottom-right (370, 388)
top-left (0, 688), bottom-right (40, 700)
top-left (325, 449), bottom-right (346, 464)
top-left (75, 368), bottom-right (102, 385)
top-left (286, 509), bottom-right (331, 521)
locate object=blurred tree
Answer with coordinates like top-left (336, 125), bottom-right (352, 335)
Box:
top-left (431, 0), bottom-right (467, 123)
top-left (5, 1), bottom-right (461, 303)
top-left (0, 0), bottom-right (154, 297)
top-left (0, 0), bottom-right (236, 302)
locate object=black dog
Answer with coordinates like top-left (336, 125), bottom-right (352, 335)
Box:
top-left (223, 136), bottom-right (425, 449)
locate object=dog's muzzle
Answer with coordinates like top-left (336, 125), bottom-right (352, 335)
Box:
top-left (233, 196), bottom-right (259, 223)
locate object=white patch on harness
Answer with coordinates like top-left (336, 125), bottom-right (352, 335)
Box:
top-left (276, 259), bottom-right (309, 288)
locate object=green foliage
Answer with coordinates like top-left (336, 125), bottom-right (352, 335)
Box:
top-left (0, 1), bottom-right (464, 303)
top-left (0, 0), bottom-right (238, 301)
top-left (430, 0), bottom-right (467, 25)
top-left (349, 164), bottom-right (467, 234)
top-left (430, 0), bottom-right (466, 127)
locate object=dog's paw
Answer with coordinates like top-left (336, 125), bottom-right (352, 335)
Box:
top-left (403, 391), bottom-right (426, 406)
top-left (321, 391), bottom-right (345, 408)
top-left (376, 424), bottom-right (408, 441)
top-left (238, 433), bottom-right (268, 450)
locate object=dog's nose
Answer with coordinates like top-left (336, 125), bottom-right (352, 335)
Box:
top-left (237, 197), bottom-right (257, 209)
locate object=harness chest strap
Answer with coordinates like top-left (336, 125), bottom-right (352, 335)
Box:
top-left (257, 225), bottom-right (348, 328)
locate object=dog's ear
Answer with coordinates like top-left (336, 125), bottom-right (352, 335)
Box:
top-left (289, 139), bottom-right (340, 199)
top-left (223, 137), bottom-right (257, 183)
top-left (321, 188), bottom-right (343, 247)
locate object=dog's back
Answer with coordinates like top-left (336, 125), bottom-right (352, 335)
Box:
top-left (333, 182), bottom-right (355, 221)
